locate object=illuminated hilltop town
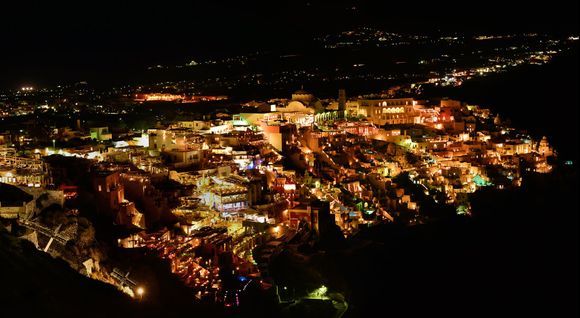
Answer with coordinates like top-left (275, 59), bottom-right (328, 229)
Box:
top-left (0, 88), bottom-right (557, 306)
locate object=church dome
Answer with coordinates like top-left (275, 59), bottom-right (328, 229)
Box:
top-left (292, 89), bottom-right (314, 104)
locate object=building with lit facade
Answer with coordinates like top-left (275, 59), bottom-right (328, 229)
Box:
top-left (537, 136), bottom-right (554, 157)
top-left (134, 93), bottom-right (184, 102)
top-left (0, 152), bottom-right (47, 187)
top-left (347, 98), bottom-right (422, 125)
top-left (92, 170), bottom-right (142, 227)
top-left (199, 182), bottom-right (248, 213)
top-left (261, 123), bottom-right (297, 153)
top-left (90, 127), bottom-right (113, 141)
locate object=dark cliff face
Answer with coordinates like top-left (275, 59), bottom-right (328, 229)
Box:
top-left (348, 168), bottom-right (578, 318)
top-left (0, 228), bottom-right (224, 318)
top-left (0, 227), bottom-right (133, 317)
top-left (265, 166), bottom-right (578, 318)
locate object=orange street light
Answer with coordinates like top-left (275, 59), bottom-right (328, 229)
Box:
top-left (136, 287), bottom-right (145, 301)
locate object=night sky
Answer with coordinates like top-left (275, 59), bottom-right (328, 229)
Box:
top-left (1, 0), bottom-right (578, 89)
